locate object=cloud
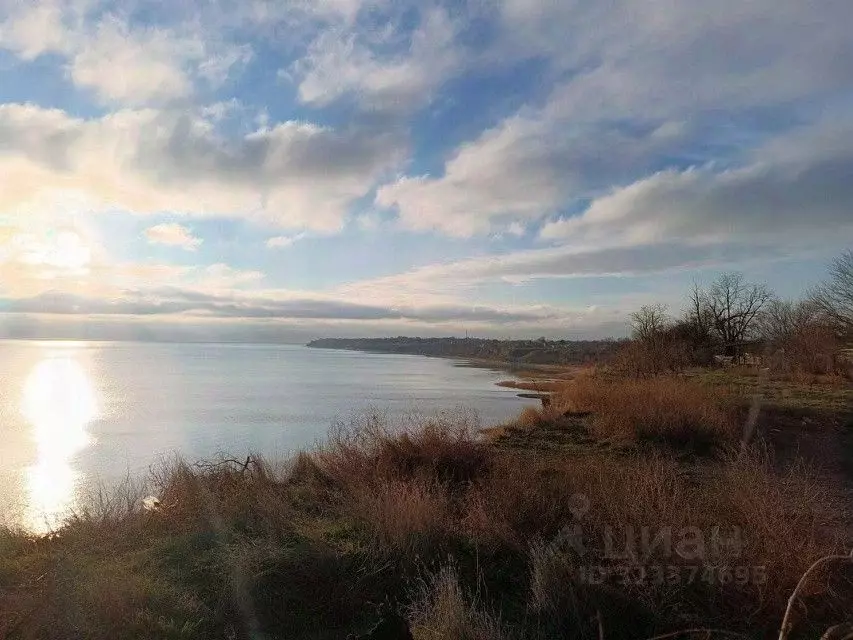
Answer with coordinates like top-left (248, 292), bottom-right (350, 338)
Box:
top-left (0, 248), bottom-right (267, 301)
top-left (356, 117), bottom-right (853, 304)
top-left (0, 4), bottom-right (251, 105)
top-left (376, 114), bottom-right (695, 236)
top-left (329, 118), bottom-right (852, 324)
top-left (0, 287), bottom-right (562, 325)
top-left (197, 44), bottom-right (254, 85)
top-left (499, 0), bottom-right (853, 121)
top-left (1, 0), bottom-right (851, 340)
top-left (290, 6), bottom-right (461, 112)
top-left (336, 243), bottom-right (787, 310)
top-left (505, 222), bottom-right (526, 237)
top-left (144, 223), bottom-right (203, 250)
top-left (374, 0), bottom-right (853, 236)
top-left (266, 232), bottom-right (306, 248)
top-left (0, 103), bottom-right (404, 231)
top-left (70, 17), bottom-right (200, 103)
top-left (200, 263), bottom-right (265, 290)
top-left (0, 226), bottom-right (577, 328)
top-left (0, 1), bottom-right (70, 60)
top-left (540, 118), bottom-right (853, 247)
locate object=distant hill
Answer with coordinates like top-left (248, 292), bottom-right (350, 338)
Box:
top-left (306, 336), bottom-right (622, 365)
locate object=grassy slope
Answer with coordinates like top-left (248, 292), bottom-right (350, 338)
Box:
top-left (1, 369), bottom-right (852, 640)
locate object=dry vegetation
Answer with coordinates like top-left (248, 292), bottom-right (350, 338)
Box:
top-left (3, 256), bottom-right (852, 638)
top-left (2, 369), bottom-right (852, 640)
top-left (555, 376), bottom-right (739, 450)
top-left (498, 376), bottom-right (741, 456)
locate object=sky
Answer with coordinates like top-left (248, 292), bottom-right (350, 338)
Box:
top-left (0, 0), bottom-right (851, 341)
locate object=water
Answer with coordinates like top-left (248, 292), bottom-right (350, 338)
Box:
top-left (0, 340), bottom-right (529, 532)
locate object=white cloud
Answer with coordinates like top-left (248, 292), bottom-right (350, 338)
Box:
top-left (0, 1), bottom-right (72, 59)
top-left (0, 4), bottom-right (251, 105)
top-left (0, 246), bottom-right (570, 327)
top-left (375, 0), bottom-right (853, 236)
top-left (290, 6), bottom-right (461, 111)
top-left (376, 113), bottom-right (692, 236)
top-left (0, 222), bottom-right (267, 301)
top-left (197, 43), bottom-right (253, 85)
top-left (506, 222), bottom-right (526, 237)
top-left (200, 263), bottom-right (265, 289)
top-left (1, 0), bottom-right (851, 338)
top-left (266, 233), bottom-right (306, 248)
top-left (69, 17), bottom-right (199, 104)
top-left (145, 223), bottom-right (203, 250)
top-left (498, 0), bottom-right (853, 121)
top-left (355, 212), bottom-right (381, 231)
top-left (0, 103), bottom-right (404, 231)
top-left (356, 118), bottom-right (853, 305)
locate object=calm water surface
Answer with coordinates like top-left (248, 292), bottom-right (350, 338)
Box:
top-left (0, 340), bottom-right (529, 532)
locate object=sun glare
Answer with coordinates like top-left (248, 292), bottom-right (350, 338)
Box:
top-left (50, 230), bottom-right (92, 271)
top-left (22, 354), bottom-right (97, 533)
top-left (20, 229), bottom-right (92, 272)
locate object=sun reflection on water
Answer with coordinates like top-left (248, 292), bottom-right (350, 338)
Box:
top-left (21, 353), bottom-right (97, 533)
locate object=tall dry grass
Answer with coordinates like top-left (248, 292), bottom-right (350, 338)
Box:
top-left (551, 376), bottom-right (740, 451)
top-left (1, 398), bottom-right (850, 639)
top-left (408, 563), bottom-right (510, 640)
top-left (307, 408), bottom-right (848, 634)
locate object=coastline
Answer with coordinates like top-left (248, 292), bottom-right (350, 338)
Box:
top-left (310, 345), bottom-right (586, 404)
top-left (4, 350), bottom-right (851, 638)
top-left (306, 342), bottom-right (587, 384)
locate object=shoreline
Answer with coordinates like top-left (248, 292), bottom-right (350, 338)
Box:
top-left (306, 342), bottom-right (586, 383)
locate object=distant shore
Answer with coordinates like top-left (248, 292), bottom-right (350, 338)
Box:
top-left (306, 336), bottom-right (619, 368)
top-left (306, 338), bottom-right (596, 396)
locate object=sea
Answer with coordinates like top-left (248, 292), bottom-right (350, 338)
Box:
top-left (0, 340), bottom-right (530, 532)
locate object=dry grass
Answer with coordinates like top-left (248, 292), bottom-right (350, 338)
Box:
top-left (408, 563), bottom-right (510, 640)
top-left (317, 409), bottom-right (493, 489)
top-left (1, 396), bottom-right (850, 639)
top-left (550, 376), bottom-right (740, 452)
top-left (352, 477), bottom-right (454, 550)
top-left (314, 409), bottom-right (849, 633)
top-left (515, 406), bottom-right (548, 429)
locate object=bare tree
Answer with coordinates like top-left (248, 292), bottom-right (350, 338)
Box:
top-left (757, 298), bottom-right (841, 374)
top-left (630, 304), bottom-right (670, 343)
top-left (685, 281), bottom-right (714, 344)
top-left (701, 273), bottom-right (773, 359)
top-left (811, 250), bottom-right (853, 340)
top-left (757, 299), bottom-right (821, 346)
